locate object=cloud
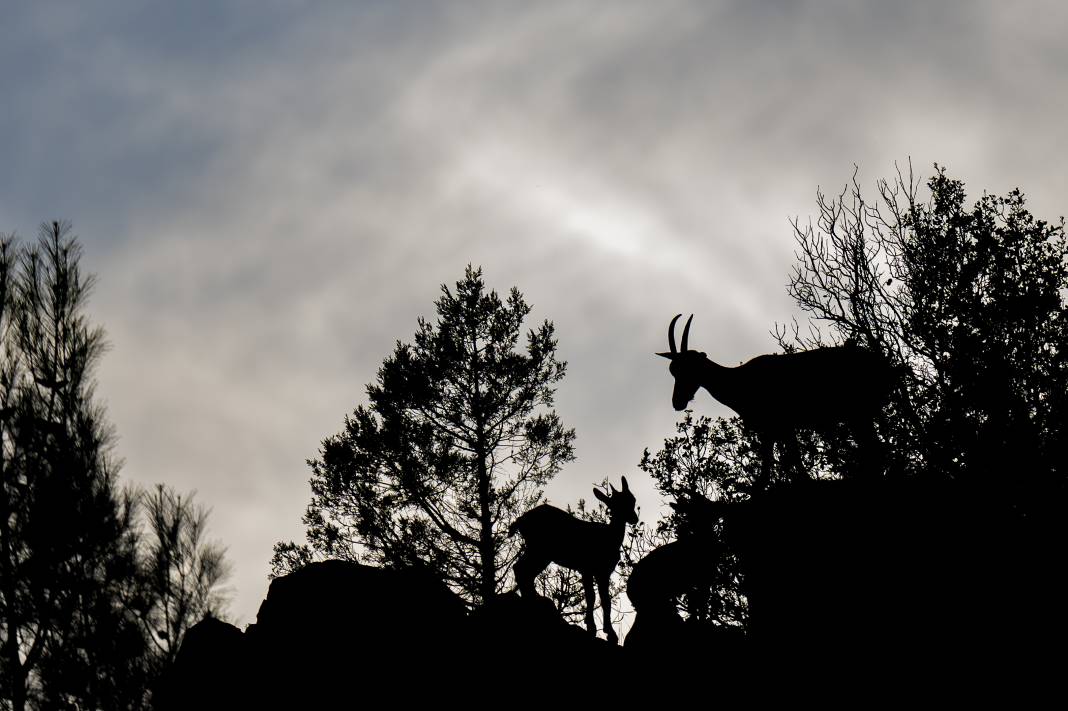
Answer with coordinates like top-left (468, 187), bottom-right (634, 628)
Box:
top-left (3, 0), bottom-right (1067, 622)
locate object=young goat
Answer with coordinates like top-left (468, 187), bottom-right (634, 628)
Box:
top-left (509, 477), bottom-right (638, 645)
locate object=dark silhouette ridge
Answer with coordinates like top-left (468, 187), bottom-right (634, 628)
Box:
top-left (156, 561), bottom-right (634, 707)
top-left (152, 617), bottom-right (243, 711)
top-left (701, 477), bottom-right (1067, 681)
top-left (658, 314), bottom-right (893, 487)
top-left (467, 591), bottom-right (626, 694)
top-left (248, 560), bottom-right (466, 695)
top-left (621, 477), bottom-right (1067, 690)
top-left (510, 477), bottom-right (638, 644)
top-left (157, 560), bottom-right (467, 707)
top-left (157, 474), bottom-right (1067, 706)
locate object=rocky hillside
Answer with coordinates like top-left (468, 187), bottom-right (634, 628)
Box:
top-left (156, 478), bottom-right (1067, 707)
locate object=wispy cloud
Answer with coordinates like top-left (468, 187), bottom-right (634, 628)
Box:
top-left (2, 0), bottom-right (1066, 622)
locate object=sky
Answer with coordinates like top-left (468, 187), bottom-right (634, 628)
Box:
top-left (2, 0), bottom-right (1067, 627)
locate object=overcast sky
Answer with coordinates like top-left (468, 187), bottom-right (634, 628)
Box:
top-left (2, 0), bottom-right (1066, 625)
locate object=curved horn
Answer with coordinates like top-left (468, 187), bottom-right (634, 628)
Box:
top-left (667, 314), bottom-right (681, 353)
top-left (680, 314), bottom-right (693, 352)
top-left (620, 476), bottom-right (629, 492)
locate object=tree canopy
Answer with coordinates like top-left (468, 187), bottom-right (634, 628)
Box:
top-left (274, 266), bottom-right (575, 605)
top-left (0, 223), bottom-right (145, 710)
top-left (136, 484), bottom-right (231, 677)
top-left (0, 224), bottom-right (231, 711)
top-left (637, 165), bottom-right (1068, 628)
top-left (784, 165), bottom-right (1068, 486)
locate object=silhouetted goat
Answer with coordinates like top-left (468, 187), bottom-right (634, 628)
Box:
top-left (659, 314), bottom-right (893, 486)
top-left (509, 477), bottom-right (638, 644)
top-left (626, 494), bottom-right (727, 647)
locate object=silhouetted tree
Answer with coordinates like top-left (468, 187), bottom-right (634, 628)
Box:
top-left (0, 225), bottom-right (232, 710)
top-left (135, 484), bottom-right (231, 678)
top-left (274, 266), bottom-right (575, 606)
top-left (783, 164), bottom-right (1068, 486)
top-left (0, 224), bottom-right (146, 710)
top-left (636, 413), bottom-right (751, 626)
top-left (640, 413), bottom-right (756, 505)
top-left (639, 166), bottom-right (1068, 628)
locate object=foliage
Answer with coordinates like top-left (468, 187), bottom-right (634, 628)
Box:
top-left (0, 224), bottom-right (231, 710)
top-left (640, 412), bottom-right (757, 511)
top-left (274, 266), bottom-right (575, 606)
top-left (134, 484), bottom-right (231, 675)
top-left (639, 164), bottom-right (1068, 629)
top-left (0, 224), bottom-right (145, 710)
top-left (636, 413), bottom-right (751, 626)
top-left (783, 164), bottom-right (1068, 485)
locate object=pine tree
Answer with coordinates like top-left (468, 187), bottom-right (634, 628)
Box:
top-left (0, 224), bottom-right (144, 710)
top-left (274, 266), bottom-right (575, 606)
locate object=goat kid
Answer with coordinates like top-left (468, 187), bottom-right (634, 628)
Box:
top-left (509, 477), bottom-right (638, 645)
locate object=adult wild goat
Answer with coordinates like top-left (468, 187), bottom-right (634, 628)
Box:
top-left (509, 478), bottom-right (638, 645)
top-left (658, 314), bottom-right (893, 486)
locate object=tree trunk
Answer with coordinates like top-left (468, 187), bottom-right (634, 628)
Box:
top-left (472, 335), bottom-right (496, 607)
top-left (1, 620), bottom-right (28, 711)
top-left (1, 492), bottom-right (28, 711)
top-left (1, 584), bottom-right (28, 711)
top-left (476, 430), bottom-right (495, 606)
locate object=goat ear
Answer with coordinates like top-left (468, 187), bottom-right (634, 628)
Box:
top-left (593, 488), bottom-right (610, 505)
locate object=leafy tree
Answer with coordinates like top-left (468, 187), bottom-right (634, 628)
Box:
top-left (640, 413), bottom-right (757, 506)
top-left (274, 266), bottom-right (575, 606)
top-left (638, 165), bottom-right (1068, 628)
top-left (784, 164), bottom-right (1068, 486)
top-left (636, 413), bottom-right (752, 627)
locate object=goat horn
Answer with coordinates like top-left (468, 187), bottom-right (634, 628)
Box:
top-left (621, 476), bottom-right (629, 492)
top-left (667, 314), bottom-right (681, 353)
top-left (680, 314), bottom-right (693, 352)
